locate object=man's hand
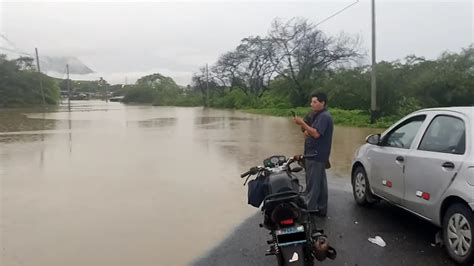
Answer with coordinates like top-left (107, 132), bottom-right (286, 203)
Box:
top-left (292, 154), bottom-right (303, 161)
top-left (294, 116), bottom-right (321, 139)
top-left (293, 116), bottom-right (304, 126)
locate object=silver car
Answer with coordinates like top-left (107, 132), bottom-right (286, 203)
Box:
top-left (351, 107), bottom-right (474, 265)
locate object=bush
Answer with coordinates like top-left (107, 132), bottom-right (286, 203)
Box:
top-left (243, 107), bottom-right (400, 128)
top-left (210, 89), bottom-right (261, 109)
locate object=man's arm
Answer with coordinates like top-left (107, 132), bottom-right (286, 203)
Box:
top-left (294, 117), bottom-right (321, 139)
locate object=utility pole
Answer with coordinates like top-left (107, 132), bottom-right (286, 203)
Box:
top-left (66, 64), bottom-right (71, 111)
top-left (35, 48), bottom-right (46, 106)
top-left (99, 77), bottom-right (108, 103)
top-left (105, 77), bottom-right (109, 103)
top-left (370, 0), bottom-right (377, 123)
top-left (206, 63), bottom-right (209, 107)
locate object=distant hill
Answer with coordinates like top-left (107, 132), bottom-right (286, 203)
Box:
top-left (41, 56), bottom-right (94, 74)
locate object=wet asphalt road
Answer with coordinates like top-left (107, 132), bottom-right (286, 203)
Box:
top-left (192, 176), bottom-right (457, 266)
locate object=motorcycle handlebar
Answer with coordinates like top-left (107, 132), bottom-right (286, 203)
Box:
top-left (285, 154), bottom-right (304, 170)
top-left (292, 154), bottom-right (304, 162)
top-left (240, 166), bottom-right (260, 178)
top-left (240, 170), bottom-right (251, 178)
top-left (241, 155), bottom-right (303, 178)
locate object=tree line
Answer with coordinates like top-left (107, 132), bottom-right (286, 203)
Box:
top-left (190, 18), bottom-right (473, 116)
top-left (192, 18), bottom-right (360, 107)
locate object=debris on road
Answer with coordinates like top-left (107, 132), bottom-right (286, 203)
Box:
top-left (431, 231), bottom-right (444, 247)
top-left (368, 236), bottom-right (386, 247)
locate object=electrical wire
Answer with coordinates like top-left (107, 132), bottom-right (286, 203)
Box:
top-left (315, 0), bottom-right (360, 27)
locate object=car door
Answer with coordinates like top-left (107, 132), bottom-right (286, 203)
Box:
top-left (368, 115), bottom-right (427, 204)
top-left (404, 113), bottom-right (467, 220)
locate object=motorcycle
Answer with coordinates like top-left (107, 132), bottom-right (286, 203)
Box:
top-left (241, 155), bottom-right (336, 266)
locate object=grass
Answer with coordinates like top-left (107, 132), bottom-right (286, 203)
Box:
top-left (243, 107), bottom-right (399, 128)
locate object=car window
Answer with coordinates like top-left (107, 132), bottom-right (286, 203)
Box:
top-left (382, 115), bottom-right (426, 149)
top-left (418, 115), bottom-right (466, 155)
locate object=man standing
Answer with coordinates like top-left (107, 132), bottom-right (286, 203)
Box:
top-left (293, 92), bottom-right (333, 217)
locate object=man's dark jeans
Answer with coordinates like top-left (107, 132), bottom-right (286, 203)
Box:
top-left (305, 159), bottom-right (328, 215)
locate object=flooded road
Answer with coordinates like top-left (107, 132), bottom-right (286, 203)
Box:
top-left (0, 101), bottom-right (381, 266)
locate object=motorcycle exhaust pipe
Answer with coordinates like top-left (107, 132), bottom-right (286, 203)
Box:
top-left (312, 233), bottom-right (337, 261)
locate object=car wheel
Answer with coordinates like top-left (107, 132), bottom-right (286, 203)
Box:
top-left (352, 166), bottom-right (376, 206)
top-left (443, 203), bottom-right (474, 265)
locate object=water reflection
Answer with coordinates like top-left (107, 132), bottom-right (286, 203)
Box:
top-left (0, 111), bottom-right (58, 133)
top-left (68, 111), bottom-right (72, 155)
top-left (0, 133), bottom-right (47, 143)
top-left (133, 117), bottom-right (177, 128)
top-left (40, 112), bottom-right (46, 167)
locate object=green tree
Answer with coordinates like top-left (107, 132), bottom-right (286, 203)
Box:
top-left (0, 54), bottom-right (60, 107)
top-left (122, 73), bottom-right (182, 105)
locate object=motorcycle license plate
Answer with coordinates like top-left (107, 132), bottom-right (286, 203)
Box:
top-left (275, 225), bottom-right (304, 236)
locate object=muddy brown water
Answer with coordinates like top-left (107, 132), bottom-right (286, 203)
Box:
top-left (0, 101), bottom-right (381, 266)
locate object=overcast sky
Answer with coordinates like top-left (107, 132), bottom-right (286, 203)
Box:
top-left (1, 0), bottom-right (472, 85)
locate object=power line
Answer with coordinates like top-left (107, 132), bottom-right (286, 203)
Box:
top-left (0, 46), bottom-right (32, 56)
top-left (0, 34), bottom-right (17, 47)
top-left (0, 34), bottom-right (32, 56)
top-left (315, 0), bottom-right (360, 27)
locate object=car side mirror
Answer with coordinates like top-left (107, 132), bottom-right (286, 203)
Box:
top-left (366, 134), bottom-right (381, 145)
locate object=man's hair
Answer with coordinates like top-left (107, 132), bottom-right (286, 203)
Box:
top-left (311, 92), bottom-right (328, 105)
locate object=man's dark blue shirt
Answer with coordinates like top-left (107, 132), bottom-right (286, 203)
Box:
top-left (304, 109), bottom-right (333, 162)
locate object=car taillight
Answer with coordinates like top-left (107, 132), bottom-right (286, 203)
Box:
top-left (422, 192), bottom-right (430, 200)
top-left (280, 219), bottom-right (294, 225)
top-left (416, 190), bottom-right (431, 201)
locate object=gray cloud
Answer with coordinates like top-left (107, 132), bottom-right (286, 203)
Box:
top-left (1, 0), bottom-right (472, 85)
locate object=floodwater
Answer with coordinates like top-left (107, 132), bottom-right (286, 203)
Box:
top-left (0, 101), bottom-right (381, 266)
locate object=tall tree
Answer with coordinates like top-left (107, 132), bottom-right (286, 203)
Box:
top-left (268, 18), bottom-right (361, 105)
